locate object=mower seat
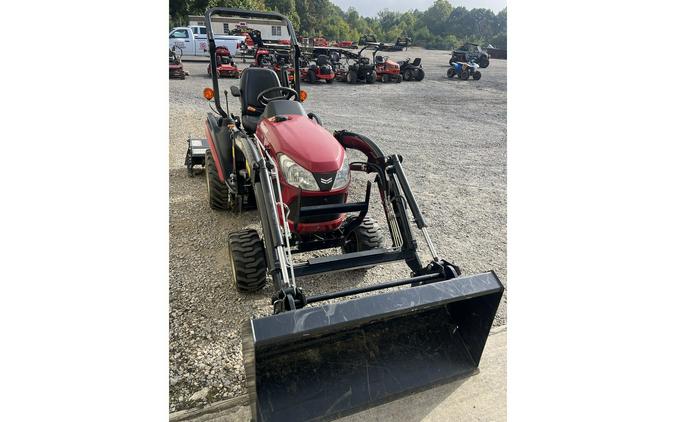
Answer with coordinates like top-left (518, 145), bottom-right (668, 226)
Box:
top-left (411, 57), bottom-right (421, 66)
top-left (239, 67), bottom-right (282, 133)
top-left (375, 55), bottom-right (384, 64)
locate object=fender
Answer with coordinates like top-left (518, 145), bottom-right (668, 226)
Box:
top-left (333, 130), bottom-right (385, 164)
top-left (204, 113), bottom-right (235, 183)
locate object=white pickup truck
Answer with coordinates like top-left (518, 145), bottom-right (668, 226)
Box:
top-left (169, 26), bottom-right (245, 57)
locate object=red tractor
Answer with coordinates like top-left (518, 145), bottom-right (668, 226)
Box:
top-left (299, 54), bottom-right (335, 84)
top-left (207, 46), bottom-right (239, 78)
top-left (372, 44), bottom-right (402, 83)
top-left (201, 7), bottom-right (503, 422)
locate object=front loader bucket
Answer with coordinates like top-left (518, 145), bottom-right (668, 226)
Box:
top-left (242, 271), bottom-right (504, 422)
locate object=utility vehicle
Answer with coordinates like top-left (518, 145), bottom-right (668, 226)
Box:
top-left (450, 42), bottom-right (490, 68)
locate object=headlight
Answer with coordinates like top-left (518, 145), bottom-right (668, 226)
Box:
top-left (278, 154), bottom-right (320, 191)
top-left (332, 156), bottom-right (350, 190)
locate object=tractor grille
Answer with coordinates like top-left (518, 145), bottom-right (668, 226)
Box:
top-left (288, 194), bottom-right (346, 224)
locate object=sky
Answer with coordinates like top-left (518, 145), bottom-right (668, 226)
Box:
top-left (331, 0), bottom-right (507, 17)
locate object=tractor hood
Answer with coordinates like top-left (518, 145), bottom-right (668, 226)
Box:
top-left (257, 115), bottom-right (345, 174)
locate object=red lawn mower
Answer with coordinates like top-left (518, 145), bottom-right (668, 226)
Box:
top-left (299, 54), bottom-right (335, 83)
top-left (372, 44), bottom-right (402, 83)
top-left (169, 46), bottom-right (186, 79)
top-left (207, 46), bottom-right (240, 78)
top-left (202, 8), bottom-right (503, 422)
top-left (252, 48), bottom-right (274, 67)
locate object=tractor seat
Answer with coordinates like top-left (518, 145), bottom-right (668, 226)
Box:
top-left (238, 67), bottom-right (282, 133)
top-left (375, 55), bottom-right (384, 64)
top-left (316, 55), bottom-right (329, 66)
top-left (411, 58), bottom-right (421, 66)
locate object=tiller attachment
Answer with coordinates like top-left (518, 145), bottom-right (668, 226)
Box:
top-left (243, 271), bottom-right (504, 422)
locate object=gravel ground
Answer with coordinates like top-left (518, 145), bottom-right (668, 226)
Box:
top-left (169, 47), bottom-right (506, 412)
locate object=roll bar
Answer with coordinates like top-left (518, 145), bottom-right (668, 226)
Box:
top-left (204, 8), bottom-right (302, 118)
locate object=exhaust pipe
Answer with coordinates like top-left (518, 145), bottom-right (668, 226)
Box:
top-left (242, 271), bottom-right (504, 422)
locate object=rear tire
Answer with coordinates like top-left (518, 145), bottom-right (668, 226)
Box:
top-left (205, 149), bottom-right (231, 210)
top-left (460, 69), bottom-right (470, 80)
top-left (342, 216), bottom-right (385, 254)
top-left (308, 70), bottom-right (317, 84)
top-left (415, 68), bottom-right (425, 81)
top-left (366, 72), bottom-right (375, 84)
top-left (473, 71), bottom-right (482, 80)
top-left (479, 56), bottom-right (489, 68)
top-left (228, 229), bottom-right (267, 292)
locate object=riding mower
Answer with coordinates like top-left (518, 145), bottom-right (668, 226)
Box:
top-left (299, 54), bottom-right (335, 84)
top-left (334, 46), bottom-right (375, 84)
top-left (447, 60), bottom-right (482, 80)
top-left (252, 48), bottom-right (274, 68)
top-left (169, 46), bottom-right (186, 79)
top-left (207, 46), bottom-right (240, 78)
top-left (397, 57), bottom-right (425, 81)
top-left (371, 44), bottom-right (402, 83)
top-left (202, 8), bottom-right (503, 422)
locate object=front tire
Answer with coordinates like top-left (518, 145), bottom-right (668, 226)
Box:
top-left (366, 72), bottom-right (375, 84)
top-left (308, 70), bottom-right (317, 84)
top-left (473, 71), bottom-right (481, 80)
top-left (447, 68), bottom-right (455, 78)
top-left (205, 149), bottom-right (230, 211)
top-left (342, 216), bottom-right (385, 254)
top-left (403, 69), bottom-right (413, 81)
top-left (460, 69), bottom-right (470, 80)
top-left (382, 73), bottom-right (390, 83)
top-left (228, 229), bottom-right (267, 292)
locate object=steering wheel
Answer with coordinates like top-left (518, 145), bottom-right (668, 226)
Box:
top-left (257, 86), bottom-right (298, 106)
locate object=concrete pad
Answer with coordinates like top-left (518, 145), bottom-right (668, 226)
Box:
top-left (169, 327), bottom-right (506, 422)
top-left (337, 326), bottom-right (506, 422)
